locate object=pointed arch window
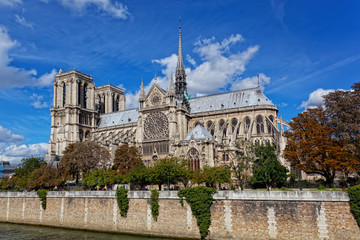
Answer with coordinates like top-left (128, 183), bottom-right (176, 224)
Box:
top-left (231, 118), bottom-right (239, 136)
top-left (83, 84), bottom-right (87, 108)
top-left (256, 116), bottom-right (264, 134)
top-left (267, 115), bottom-right (274, 136)
top-left (206, 120), bottom-right (214, 136)
top-left (97, 96), bottom-right (101, 114)
top-left (188, 148), bottom-right (200, 171)
top-left (62, 83), bottom-right (66, 107)
top-left (219, 119), bottom-right (226, 138)
top-left (244, 117), bottom-right (251, 133)
top-left (78, 82), bottom-right (81, 105)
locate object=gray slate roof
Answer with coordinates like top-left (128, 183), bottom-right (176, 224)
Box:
top-left (184, 124), bottom-right (212, 141)
top-left (189, 87), bottom-right (275, 114)
top-left (98, 109), bottom-right (138, 128)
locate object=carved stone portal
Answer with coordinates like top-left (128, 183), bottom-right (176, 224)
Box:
top-left (144, 112), bottom-right (169, 140)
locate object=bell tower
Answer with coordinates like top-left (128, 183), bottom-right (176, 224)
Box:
top-left (48, 69), bottom-right (97, 160)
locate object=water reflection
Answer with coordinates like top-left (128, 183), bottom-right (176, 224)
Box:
top-left (0, 223), bottom-right (183, 240)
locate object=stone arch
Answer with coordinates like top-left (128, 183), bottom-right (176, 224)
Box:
top-left (85, 130), bottom-right (91, 140)
top-left (79, 129), bottom-right (84, 141)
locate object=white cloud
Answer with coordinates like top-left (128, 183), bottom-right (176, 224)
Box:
top-left (0, 143), bottom-right (48, 165)
top-left (30, 93), bottom-right (49, 109)
top-left (0, 125), bottom-right (23, 144)
top-left (278, 102), bottom-right (288, 107)
top-left (299, 88), bottom-right (336, 109)
top-left (125, 34), bottom-right (261, 108)
top-left (186, 34), bottom-right (258, 94)
top-left (230, 73), bottom-right (271, 91)
top-left (59, 0), bottom-right (130, 19)
top-left (186, 54), bottom-right (196, 66)
top-left (0, 125), bottom-right (47, 165)
top-left (15, 14), bottom-right (33, 28)
top-left (0, 26), bottom-right (56, 88)
top-left (0, 0), bottom-right (22, 7)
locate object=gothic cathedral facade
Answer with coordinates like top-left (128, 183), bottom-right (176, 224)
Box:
top-left (47, 25), bottom-right (288, 169)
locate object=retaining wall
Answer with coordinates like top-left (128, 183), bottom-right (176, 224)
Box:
top-left (0, 190), bottom-right (359, 239)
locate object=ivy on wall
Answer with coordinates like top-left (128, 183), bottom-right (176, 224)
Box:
top-left (178, 186), bottom-right (217, 239)
top-left (37, 189), bottom-right (48, 210)
top-left (347, 184), bottom-right (360, 227)
top-left (116, 187), bottom-right (129, 217)
top-left (150, 189), bottom-right (159, 221)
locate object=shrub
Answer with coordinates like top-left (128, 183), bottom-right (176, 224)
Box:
top-left (178, 186), bottom-right (216, 239)
top-left (116, 187), bottom-right (129, 217)
top-left (150, 189), bottom-right (159, 221)
top-left (37, 189), bottom-right (48, 210)
top-left (347, 184), bottom-right (360, 227)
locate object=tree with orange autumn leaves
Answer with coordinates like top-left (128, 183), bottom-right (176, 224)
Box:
top-left (284, 106), bottom-right (359, 185)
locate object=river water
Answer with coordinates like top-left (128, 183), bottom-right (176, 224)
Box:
top-left (0, 222), bottom-right (183, 240)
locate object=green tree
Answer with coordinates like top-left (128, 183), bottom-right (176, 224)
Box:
top-left (59, 141), bottom-right (110, 183)
top-left (252, 143), bottom-right (287, 188)
top-left (113, 144), bottom-right (143, 175)
top-left (126, 166), bottom-right (150, 189)
top-left (12, 157), bottom-right (46, 189)
top-left (82, 170), bottom-right (122, 188)
top-left (14, 157), bottom-right (46, 177)
top-left (231, 140), bottom-right (255, 190)
top-left (149, 157), bottom-right (184, 190)
top-left (192, 166), bottom-right (231, 189)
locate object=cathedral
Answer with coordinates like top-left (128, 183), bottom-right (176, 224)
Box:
top-left (47, 24), bottom-right (289, 169)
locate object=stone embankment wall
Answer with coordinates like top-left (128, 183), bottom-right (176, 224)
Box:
top-left (0, 191), bottom-right (359, 240)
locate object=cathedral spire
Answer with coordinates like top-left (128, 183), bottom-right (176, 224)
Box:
top-left (175, 17), bottom-right (187, 102)
top-left (139, 78), bottom-right (145, 101)
top-left (169, 73), bottom-right (175, 96)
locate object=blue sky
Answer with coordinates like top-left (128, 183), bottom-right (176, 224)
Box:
top-left (0, 0), bottom-right (359, 164)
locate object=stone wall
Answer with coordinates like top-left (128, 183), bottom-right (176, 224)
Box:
top-left (0, 191), bottom-right (359, 240)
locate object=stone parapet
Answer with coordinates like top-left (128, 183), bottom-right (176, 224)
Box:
top-left (0, 190), bottom-right (350, 202)
top-left (0, 190), bottom-right (358, 239)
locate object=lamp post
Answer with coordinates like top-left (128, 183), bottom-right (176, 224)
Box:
top-left (167, 176), bottom-right (170, 192)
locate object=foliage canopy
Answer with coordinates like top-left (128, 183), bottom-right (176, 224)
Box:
top-left (59, 141), bottom-right (110, 183)
top-left (113, 145), bottom-right (143, 175)
top-left (252, 143), bottom-right (287, 188)
top-left (284, 106), bottom-right (357, 184)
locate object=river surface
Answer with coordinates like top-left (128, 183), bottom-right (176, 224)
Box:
top-left (0, 222), bottom-right (183, 240)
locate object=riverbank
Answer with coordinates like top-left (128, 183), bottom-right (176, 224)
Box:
top-left (0, 190), bottom-right (359, 239)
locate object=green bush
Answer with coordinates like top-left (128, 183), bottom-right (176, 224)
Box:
top-left (178, 186), bottom-right (216, 239)
top-left (37, 189), bottom-right (48, 210)
top-left (317, 185), bottom-right (326, 190)
top-left (150, 189), bottom-right (159, 221)
top-left (347, 184), bottom-right (360, 227)
top-left (116, 187), bottom-right (129, 217)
